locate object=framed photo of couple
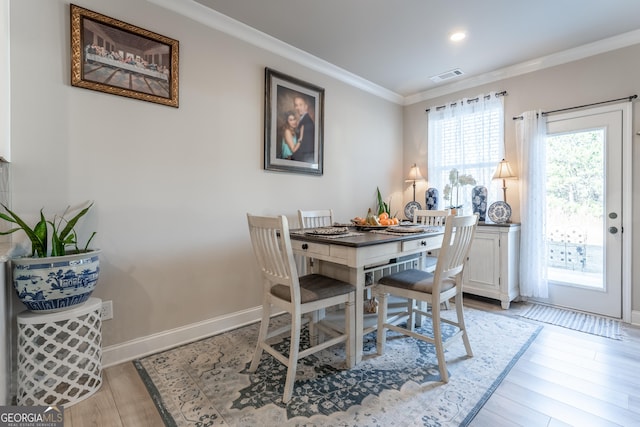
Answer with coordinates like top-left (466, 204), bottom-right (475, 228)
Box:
top-left (264, 68), bottom-right (324, 175)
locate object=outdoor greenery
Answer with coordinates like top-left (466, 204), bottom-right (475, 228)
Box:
top-left (546, 129), bottom-right (604, 277)
top-left (546, 130), bottom-right (603, 225)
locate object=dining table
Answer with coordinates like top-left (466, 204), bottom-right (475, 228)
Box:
top-left (290, 224), bottom-right (445, 366)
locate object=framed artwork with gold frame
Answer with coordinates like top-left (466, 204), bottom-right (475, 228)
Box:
top-left (70, 4), bottom-right (179, 108)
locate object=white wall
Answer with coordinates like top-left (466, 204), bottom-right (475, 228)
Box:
top-left (8, 0), bottom-right (403, 360)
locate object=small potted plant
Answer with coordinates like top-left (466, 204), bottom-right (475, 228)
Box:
top-left (443, 169), bottom-right (476, 215)
top-left (0, 201), bottom-right (100, 312)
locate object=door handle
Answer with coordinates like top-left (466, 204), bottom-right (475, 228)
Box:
top-left (608, 226), bottom-right (618, 234)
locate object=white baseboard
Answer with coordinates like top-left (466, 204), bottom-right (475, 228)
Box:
top-left (102, 306), bottom-right (263, 367)
top-left (103, 305), bottom-right (640, 367)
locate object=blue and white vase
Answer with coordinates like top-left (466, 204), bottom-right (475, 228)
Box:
top-left (425, 188), bottom-right (439, 210)
top-left (472, 186), bottom-right (488, 221)
top-left (12, 249), bottom-right (101, 312)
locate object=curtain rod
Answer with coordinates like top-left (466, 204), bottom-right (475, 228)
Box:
top-left (425, 90), bottom-right (507, 113)
top-left (512, 94), bottom-right (637, 120)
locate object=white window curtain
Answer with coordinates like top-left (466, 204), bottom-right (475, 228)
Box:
top-left (427, 92), bottom-right (504, 212)
top-left (515, 110), bottom-right (548, 298)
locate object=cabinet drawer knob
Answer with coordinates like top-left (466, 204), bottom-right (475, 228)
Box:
top-left (302, 243), bottom-right (309, 250)
top-left (420, 241), bottom-right (427, 246)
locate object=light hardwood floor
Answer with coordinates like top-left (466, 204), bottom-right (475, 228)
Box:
top-left (65, 297), bottom-right (640, 426)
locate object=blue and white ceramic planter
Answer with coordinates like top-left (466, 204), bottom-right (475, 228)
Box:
top-left (12, 249), bottom-right (101, 312)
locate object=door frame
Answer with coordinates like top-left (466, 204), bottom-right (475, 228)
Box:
top-left (541, 103), bottom-right (632, 322)
top-left (620, 102), bottom-right (633, 324)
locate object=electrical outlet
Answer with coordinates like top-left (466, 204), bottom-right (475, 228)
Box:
top-left (101, 300), bottom-right (113, 320)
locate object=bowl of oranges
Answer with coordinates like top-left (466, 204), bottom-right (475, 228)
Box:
top-left (351, 211), bottom-right (399, 230)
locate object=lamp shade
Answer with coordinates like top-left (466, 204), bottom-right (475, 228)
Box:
top-left (405, 164), bottom-right (425, 182)
top-left (492, 159), bottom-right (517, 180)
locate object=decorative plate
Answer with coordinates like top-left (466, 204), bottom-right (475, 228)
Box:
top-left (404, 201), bottom-right (422, 221)
top-left (487, 201), bottom-right (512, 224)
top-left (354, 224), bottom-right (390, 231)
top-left (385, 226), bottom-right (424, 234)
top-left (305, 226), bottom-right (349, 236)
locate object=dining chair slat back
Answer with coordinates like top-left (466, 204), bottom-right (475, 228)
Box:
top-left (412, 209), bottom-right (449, 272)
top-left (247, 214), bottom-right (297, 291)
top-left (413, 209), bottom-right (448, 227)
top-left (298, 209), bottom-right (334, 229)
top-left (297, 209), bottom-right (334, 275)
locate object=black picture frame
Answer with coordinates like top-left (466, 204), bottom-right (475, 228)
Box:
top-left (70, 4), bottom-right (179, 108)
top-left (264, 68), bottom-right (324, 175)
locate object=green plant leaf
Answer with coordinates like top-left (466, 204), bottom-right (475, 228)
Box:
top-left (0, 226), bottom-right (24, 235)
top-left (0, 212), bottom-right (18, 224)
top-left (58, 202), bottom-right (93, 242)
top-left (0, 205), bottom-right (47, 256)
top-left (82, 232), bottom-right (97, 252)
top-left (50, 223), bottom-right (63, 257)
top-left (33, 213), bottom-right (48, 257)
top-left (0, 202), bottom-right (95, 258)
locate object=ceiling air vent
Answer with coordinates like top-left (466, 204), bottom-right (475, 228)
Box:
top-left (430, 68), bottom-right (464, 83)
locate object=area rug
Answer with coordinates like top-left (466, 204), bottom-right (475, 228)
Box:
top-left (519, 303), bottom-right (622, 340)
top-left (134, 308), bottom-right (541, 426)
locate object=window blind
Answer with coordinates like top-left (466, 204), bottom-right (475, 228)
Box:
top-left (428, 92), bottom-right (504, 211)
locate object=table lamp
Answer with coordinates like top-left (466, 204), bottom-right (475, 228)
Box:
top-left (405, 163), bottom-right (425, 202)
top-left (492, 159), bottom-right (517, 204)
top-left (403, 163), bottom-right (426, 221)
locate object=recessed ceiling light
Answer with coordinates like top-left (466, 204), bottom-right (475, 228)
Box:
top-left (450, 31), bottom-right (466, 42)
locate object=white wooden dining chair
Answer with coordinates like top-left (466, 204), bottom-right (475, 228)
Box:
top-left (374, 214), bottom-right (479, 383)
top-left (246, 213), bottom-right (356, 403)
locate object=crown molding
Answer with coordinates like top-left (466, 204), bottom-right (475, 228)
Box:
top-left (147, 0), bottom-right (404, 104)
top-left (149, 0), bottom-right (640, 107)
top-left (404, 28), bottom-right (640, 105)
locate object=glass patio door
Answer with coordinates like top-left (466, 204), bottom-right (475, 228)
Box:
top-left (540, 104), bottom-right (627, 318)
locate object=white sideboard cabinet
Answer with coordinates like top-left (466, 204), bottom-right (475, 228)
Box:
top-left (464, 223), bottom-right (520, 309)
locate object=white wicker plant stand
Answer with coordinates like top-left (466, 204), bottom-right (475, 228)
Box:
top-left (16, 298), bottom-right (103, 407)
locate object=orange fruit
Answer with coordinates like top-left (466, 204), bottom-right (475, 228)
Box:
top-left (378, 212), bottom-right (389, 220)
